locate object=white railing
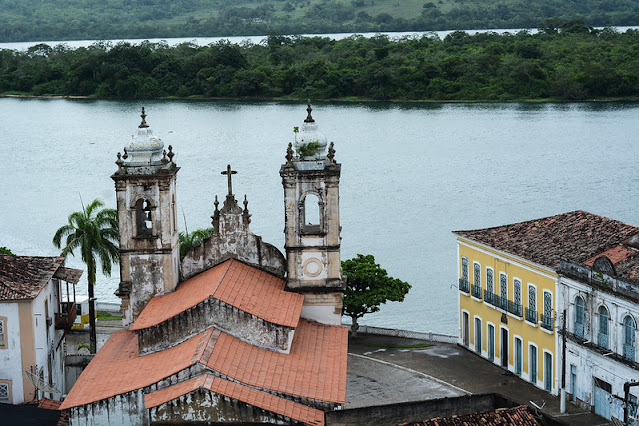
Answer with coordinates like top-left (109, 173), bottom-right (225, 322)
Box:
top-left (350, 324), bottom-right (458, 344)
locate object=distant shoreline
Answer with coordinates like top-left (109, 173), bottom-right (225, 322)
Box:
top-left (2, 94), bottom-right (639, 104)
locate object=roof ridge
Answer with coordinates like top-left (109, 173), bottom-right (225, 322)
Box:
top-left (196, 328), bottom-right (221, 365)
top-left (211, 259), bottom-right (234, 297)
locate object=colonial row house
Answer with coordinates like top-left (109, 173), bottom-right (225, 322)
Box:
top-left (0, 255), bottom-right (82, 404)
top-left (455, 211), bottom-right (639, 420)
top-left (59, 105), bottom-right (349, 425)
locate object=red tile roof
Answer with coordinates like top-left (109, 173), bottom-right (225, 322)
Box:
top-left (454, 211), bottom-right (639, 269)
top-left (406, 405), bottom-right (540, 426)
top-left (0, 255), bottom-right (64, 301)
top-left (53, 267), bottom-right (83, 284)
top-left (205, 320), bottom-right (348, 404)
top-left (60, 320), bottom-right (347, 410)
top-left (583, 244), bottom-right (639, 266)
top-left (131, 259), bottom-right (303, 330)
top-left (59, 328), bottom-right (214, 410)
top-left (145, 374), bottom-right (325, 426)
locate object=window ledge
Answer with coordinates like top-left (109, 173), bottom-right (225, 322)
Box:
top-left (471, 296), bottom-right (483, 302)
top-left (525, 320), bottom-right (538, 328)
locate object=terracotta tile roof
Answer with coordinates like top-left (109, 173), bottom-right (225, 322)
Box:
top-left (37, 399), bottom-right (62, 410)
top-left (131, 259), bottom-right (303, 330)
top-left (53, 267), bottom-right (83, 284)
top-left (0, 255), bottom-right (64, 301)
top-left (583, 244), bottom-right (639, 267)
top-left (145, 374), bottom-right (325, 426)
top-left (406, 405), bottom-right (540, 425)
top-left (59, 328), bottom-right (215, 410)
top-left (205, 320), bottom-right (348, 403)
top-left (61, 320), bottom-right (347, 409)
top-left (454, 211), bottom-right (639, 269)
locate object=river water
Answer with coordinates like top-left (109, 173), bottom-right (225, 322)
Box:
top-left (1, 98), bottom-right (639, 334)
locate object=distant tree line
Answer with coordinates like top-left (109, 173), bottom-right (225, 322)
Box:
top-left (1, 0), bottom-right (639, 42)
top-left (2, 21), bottom-right (639, 101)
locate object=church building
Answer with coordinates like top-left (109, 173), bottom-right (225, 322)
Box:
top-left (60, 105), bottom-right (348, 425)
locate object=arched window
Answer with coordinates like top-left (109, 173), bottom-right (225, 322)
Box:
top-left (624, 316), bottom-right (636, 361)
top-left (598, 306), bottom-right (609, 349)
top-left (301, 192), bottom-right (322, 234)
top-left (574, 296), bottom-right (585, 339)
top-left (135, 199), bottom-right (153, 236)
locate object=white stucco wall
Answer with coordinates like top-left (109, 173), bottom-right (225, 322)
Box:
top-left (69, 391), bottom-right (147, 426)
top-left (0, 302), bottom-right (23, 403)
top-left (558, 275), bottom-right (639, 420)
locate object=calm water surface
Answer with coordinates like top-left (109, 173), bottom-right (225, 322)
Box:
top-left (2, 99), bottom-right (639, 334)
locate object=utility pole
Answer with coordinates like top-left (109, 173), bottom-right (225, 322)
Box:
top-left (560, 310), bottom-right (567, 414)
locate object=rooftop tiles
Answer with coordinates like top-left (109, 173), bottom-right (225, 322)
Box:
top-left (455, 210), bottom-right (639, 269)
top-left (145, 374), bottom-right (325, 426)
top-left (59, 328), bottom-right (214, 410)
top-left (0, 255), bottom-right (64, 301)
top-left (205, 320), bottom-right (348, 403)
top-left (408, 405), bottom-right (540, 426)
top-left (60, 320), bottom-right (347, 410)
top-left (131, 259), bottom-right (303, 330)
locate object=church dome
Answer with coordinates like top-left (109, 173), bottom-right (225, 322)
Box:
top-left (125, 107), bottom-right (164, 165)
top-left (294, 103), bottom-right (328, 160)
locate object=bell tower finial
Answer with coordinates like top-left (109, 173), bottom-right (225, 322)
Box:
top-left (304, 100), bottom-right (315, 123)
top-left (139, 107), bottom-right (149, 128)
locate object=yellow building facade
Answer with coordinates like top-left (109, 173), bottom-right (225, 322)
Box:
top-left (457, 237), bottom-right (557, 395)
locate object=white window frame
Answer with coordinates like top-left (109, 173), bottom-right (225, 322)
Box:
top-left (0, 382), bottom-right (10, 403)
top-left (0, 317), bottom-right (6, 349)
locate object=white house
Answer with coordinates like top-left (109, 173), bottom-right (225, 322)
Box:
top-left (0, 255), bottom-right (81, 404)
top-left (557, 245), bottom-right (639, 423)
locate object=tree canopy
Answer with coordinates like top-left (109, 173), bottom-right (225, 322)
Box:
top-left (1, 0), bottom-right (639, 42)
top-left (53, 198), bottom-right (119, 353)
top-left (342, 254), bottom-right (411, 333)
top-left (0, 246), bottom-right (14, 255)
top-left (3, 26), bottom-right (639, 101)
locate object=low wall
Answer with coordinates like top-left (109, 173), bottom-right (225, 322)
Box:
top-left (352, 324), bottom-right (458, 344)
top-left (326, 393), bottom-right (514, 426)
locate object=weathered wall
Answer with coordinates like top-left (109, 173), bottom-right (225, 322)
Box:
top-left (149, 388), bottom-right (288, 424)
top-left (0, 302), bottom-right (22, 403)
top-left (69, 391), bottom-right (147, 426)
top-left (64, 355), bottom-right (93, 394)
top-left (137, 297), bottom-right (294, 355)
top-left (325, 394), bottom-right (513, 426)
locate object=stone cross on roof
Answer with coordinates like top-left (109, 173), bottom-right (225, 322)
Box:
top-left (221, 164), bottom-right (237, 196)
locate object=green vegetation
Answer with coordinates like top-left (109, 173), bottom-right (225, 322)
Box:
top-left (342, 254), bottom-right (411, 334)
top-left (0, 247), bottom-right (14, 255)
top-left (53, 199), bottom-right (119, 354)
top-left (3, 25), bottom-right (639, 101)
top-left (179, 227), bottom-right (215, 261)
top-left (96, 312), bottom-right (122, 321)
top-left (1, 0), bottom-right (639, 42)
top-left (297, 141), bottom-right (322, 158)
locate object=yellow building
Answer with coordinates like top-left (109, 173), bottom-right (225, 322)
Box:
top-left (454, 211), bottom-right (639, 396)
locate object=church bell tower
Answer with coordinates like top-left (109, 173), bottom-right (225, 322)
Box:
top-left (280, 103), bottom-right (345, 325)
top-left (112, 108), bottom-right (180, 327)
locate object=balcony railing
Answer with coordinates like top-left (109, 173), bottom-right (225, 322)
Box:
top-left (598, 333), bottom-right (609, 350)
top-left (55, 302), bottom-right (77, 330)
top-left (574, 323), bottom-right (584, 339)
top-left (484, 290), bottom-right (495, 305)
top-left (540, 314), bottom-right (553, 331)
top-left (525, 308), bottom-right (538, 324)
top-left (471, 284), bottom-right (482, 299)
top-left (459, 279), bottom-right (470, 294)
top-left (483, 291), bottom-right (522, 317)
top-left (624, 344), bottom-right (636, 362)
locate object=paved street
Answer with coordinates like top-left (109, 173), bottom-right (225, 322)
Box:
top-left (348, 333), bottom-right (611, 425)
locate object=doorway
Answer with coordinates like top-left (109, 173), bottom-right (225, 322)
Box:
top-left (501, 328), bottom-right (509, 368)
top-left (488, 324), bottom-right (495, 362)
top-left (462, 312), bottom-right (469, 347)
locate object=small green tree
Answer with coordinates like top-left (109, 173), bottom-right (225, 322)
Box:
top-left (342, 254), bottom-right (411, 334)
top-left (0, 247), bottom-right (14, 255)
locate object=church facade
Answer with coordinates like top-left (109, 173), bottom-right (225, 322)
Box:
top-left (60, 106), bottom-right (348, 425)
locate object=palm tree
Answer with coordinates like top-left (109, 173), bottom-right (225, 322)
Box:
top-left (53, 199), bottom-right (119, 354)
top-left (179, 227), bottom-right (215, 261)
